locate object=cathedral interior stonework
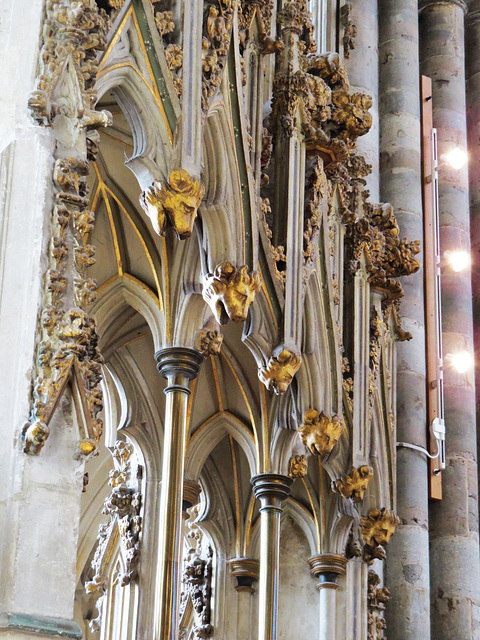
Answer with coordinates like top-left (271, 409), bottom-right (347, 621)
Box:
top-left (1, 1), bottom-right (480, 639)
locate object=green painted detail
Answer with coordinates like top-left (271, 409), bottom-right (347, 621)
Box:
top-left (8, 613), bottom-right (82, 639)
top-left (132, 0), bottom-right (177, 134)
top-left (227, 47), bottom-right (253, 268)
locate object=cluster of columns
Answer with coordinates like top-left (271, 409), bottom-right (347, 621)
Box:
top-left (349, 1), bottom-right (480, 638)
top-left (151, 347), bottom-right (348, 640)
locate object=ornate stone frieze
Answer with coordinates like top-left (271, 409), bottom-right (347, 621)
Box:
top-left (367, 570), bottom-right (390, 640)
top-left (288, 454), bottom-right (308, 478)
top-left (23, 0), bottom-right (111, 455)
top-left (86, 441), bottom-right (142, 633)
top-left (140, 170), bottom-right (205, 240)
top-left (360, 507), bottom-right (400, 564)
top-left (334, 465), bottom-right (373, 503)
top-left (202, 261), bottom-right (261, 324)
top-left (201, 0), bottom-right (235, 115)
top-left (22, 158), bottom-right (104, 455)
top-left (28, 0), bottom-right (111, 133)
top-left (298, 409), bottom-right (344, 457)
top-left (180, 521), bottom-right (214, 639)
top-left (258, 348), bottom-right (302, 395)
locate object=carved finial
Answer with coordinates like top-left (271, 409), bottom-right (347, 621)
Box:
top-left (197, 322), bottom-right (223, 357)
top-left (288, 454), bottom-right (308, 478)
top-left (258, 348), bottom-right (302, 394)
top-left (202, 262), bottom-right (262, 324)
top-left (298, 409), bottom-right (344, 457)
top-left (360, 507), bottom-right (400, 564)
top-left (334, 465), bottom-right (373, 503)
top-left (140, 170), bottom-right (205, 240)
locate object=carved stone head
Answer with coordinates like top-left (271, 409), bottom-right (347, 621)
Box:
top-left (298, 409), bottom-right (344, 457)
top-left (335, 465), bottom-right (373, 503)
top-left (202, 261), bottom-right (262, 324)
top-left (258, 348), bottom-right (302, 394)
top-left (140, 169), bottom-right (205, 240)
top-left (360, 507), bottom-right (400, 547)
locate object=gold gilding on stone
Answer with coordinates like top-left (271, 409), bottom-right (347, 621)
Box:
top-left (258, 349), bottom-right (302, 395)
top-left (335, 465), bottom-right (373, 503)
top-left (288, 454), bottom-right (308, 478)
top-left (360, 507), bottom-right (400, 564)
top-left (202, 262), bottom-right (262, 325)
top-left (140, 170), bottom-right (205, 240)
top-left (298, 409), bottom-right (344, 457)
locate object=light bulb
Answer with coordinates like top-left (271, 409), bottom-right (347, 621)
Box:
top-left (443, 147), bottom-right (468, 170)
top-left (449, 351), bottom-right (474, 374)
top-left (444, 250), bottom-right (471, 272)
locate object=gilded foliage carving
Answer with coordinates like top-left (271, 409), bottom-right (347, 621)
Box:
top-left (335, 465), bottom-right (373, 503)
top-left (258, 348), bottom-right (302, 395)
top-left (28, 0), bottom-right (111, 132)
top-left (239, 0), bottom-right (274, 33)
top-left (201, 0), bottom-right (235, 115)
top-left (288, 454), bottom-right (308, 478)
top-left (348, 203), bottom-right (421, 300)
top-left (86, 441), bottom-right (142, 633)
top-left (197, 324), bottom-right (223, 357)
top-left (360, 507), bottom-right (400, 564)
top-left (340, 3), bottom-right (357, 59)
top-left (140, 169), bottom-right (205, 240)
top-left (202, 261), bottom-right (262, 325)
top-left (367, 570), bottom-right (390, 640)
top-left (23, 0), bottom-right (110, 456)
top-left (298, 409), bottom-right (344, 457)
top-left (154, 10), bottom-right (183, 97)
top-left (23, 158), bottom-right (104, 455)
top-left (180, 520), bottom-right (214, 640)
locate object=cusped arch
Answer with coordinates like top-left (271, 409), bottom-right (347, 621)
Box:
top-left (186, 412), bottom-right (258, 481)
top-left (95, 63), bottom-right (173, 187)
top-left (92, 274), bottom-right (164, 351)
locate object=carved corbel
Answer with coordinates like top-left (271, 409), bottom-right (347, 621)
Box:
top-left (298, 409), bottom-right (344, 457)
top-left (140, 169), bottom-right (205, 240)
top-left (288, 454), bottom-right (308, 478)
top-left (196, 322), bottom-right (223, 357)
top-left (258, 348), bottom-right (302, 394)
top-left (202, 261), bottom-right (262, 324)
top-left (334, 465), bottom-right (373, 503)
top-left (360, 507), bottom-right (400, 564)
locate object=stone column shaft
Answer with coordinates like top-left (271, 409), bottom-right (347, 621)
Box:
top-left (379, 2), bottom-right (431, 639)
top-left (154, 348), bottom-right (203, 640)
top-left (309, 554), bottom-right (347, 640)
top-left (251, 473), bottom-right (292, 640)
top-left (345, 0), bottom-right (380, 201)
top-left (420, 2), bottom-right (480, 638)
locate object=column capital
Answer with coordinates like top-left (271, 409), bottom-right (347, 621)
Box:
top-left (230, 557), bottom-right (260, 593)
top-left (419, 0), bottom-right (467, 15)
top-left (155, 347), bottom-right (203, 382)
top-left (183, 478), bottom-right (202, 515)
top-left (251, 473), bottom-right (292, 507)
top-left (309, 554), bottom-right (347, 590)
